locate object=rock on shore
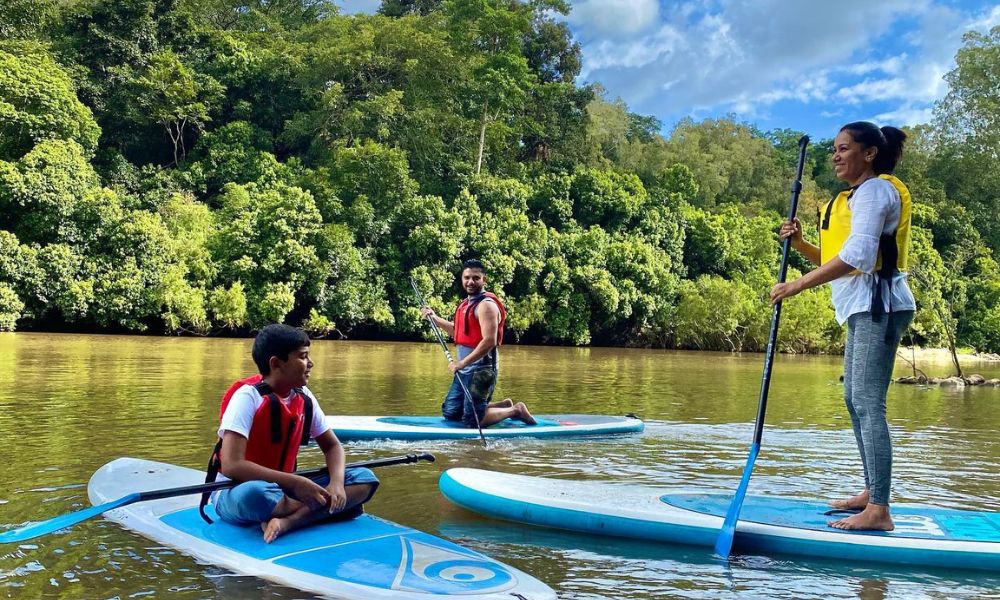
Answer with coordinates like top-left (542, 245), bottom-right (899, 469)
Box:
top-left (897, 373), bottom-right (1000, 386)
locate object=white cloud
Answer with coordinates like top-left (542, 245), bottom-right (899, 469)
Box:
top-left (969, 4), bottom-right (1000, 30)
top-left (568, 0), bottom-right (660, 39)
top-left (835, 78), bottom-right (908, 104)
top-left (579, 25), bottom-right (682, 76)
top-left (573, 0), bottom-right (921, 117)
top-left (842, 55), bottom-right (906, 76)
top-left (874, 105), bottom-right (935, 126)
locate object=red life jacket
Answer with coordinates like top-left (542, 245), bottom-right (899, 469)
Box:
top-left (199, 375), bottom-right (314, 523)
top-left (454, 291), bottom-right (506, 349)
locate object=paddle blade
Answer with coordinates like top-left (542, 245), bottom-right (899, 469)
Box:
top-left (714, 443), bottom-right (760, 559)
top-left (0, 493), bottom-right (140, 544)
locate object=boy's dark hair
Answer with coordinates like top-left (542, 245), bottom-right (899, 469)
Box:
top-left (462, 258), bottom-right (486, 274)
top-left (252, 324), bottom-right (310, 375)
top-left (840, 121), bottom-right (907, 175)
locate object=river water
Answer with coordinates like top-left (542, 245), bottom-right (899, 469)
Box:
top-left (1, 333), bottom-right (998, 599)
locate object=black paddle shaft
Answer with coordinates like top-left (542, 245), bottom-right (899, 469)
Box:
top-left (753, 135), bottom-right (809, 445)
top-left (409, 278), bottom-right (455, 359)
top-left (137, 453), bottom-right (435, 502)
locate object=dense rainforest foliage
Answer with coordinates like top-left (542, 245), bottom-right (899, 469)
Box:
top-left (1, 0), bottom-right (998, 355)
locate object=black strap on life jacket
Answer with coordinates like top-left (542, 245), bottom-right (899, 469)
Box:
top-left (871, 232), bottom-right (900, 342)
top-left (820, 185), bottom-right (862, 232)
top-left (198, 382), bottom-right (314, 524)
top-left (199, 439), bottom-right (223, 524)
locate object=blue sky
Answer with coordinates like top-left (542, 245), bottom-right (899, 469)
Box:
top-left (336, 0), bottom-right (1000, 139)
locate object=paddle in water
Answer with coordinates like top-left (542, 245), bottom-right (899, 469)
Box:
top-left (0, 453), bottom-right (434, 544)
top-left (409, 277), bottom-right (488, 445)
top-left (715, 135), bottom-right (809, 559)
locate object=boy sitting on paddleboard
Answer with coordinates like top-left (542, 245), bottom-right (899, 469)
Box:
top-left (202, 324), bottom-right (378, 543)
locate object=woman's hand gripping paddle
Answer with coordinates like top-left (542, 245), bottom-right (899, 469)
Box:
top-left (714, 135), bottom-right (810, 559)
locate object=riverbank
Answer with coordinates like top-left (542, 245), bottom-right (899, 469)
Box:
top-left (895, 346), bottom-right (1000, 386)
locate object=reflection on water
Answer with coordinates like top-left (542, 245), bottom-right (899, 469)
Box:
top-left (0, 333), bottom-right (998, 598)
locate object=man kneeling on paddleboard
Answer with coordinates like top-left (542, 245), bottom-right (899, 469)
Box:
top-left (200, 324), bottom-right (379, 543)
top-left (420, 259), bottom-right (536, 428)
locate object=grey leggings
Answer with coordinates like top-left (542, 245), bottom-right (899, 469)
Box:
top-left (843, 310), bottom-right (914, 506)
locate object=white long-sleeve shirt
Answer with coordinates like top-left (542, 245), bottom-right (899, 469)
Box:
top-left (830, 177), bottom-right (916, 325)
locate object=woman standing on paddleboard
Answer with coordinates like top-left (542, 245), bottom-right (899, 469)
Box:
top-left (770, 121), bottom-right (915, 531)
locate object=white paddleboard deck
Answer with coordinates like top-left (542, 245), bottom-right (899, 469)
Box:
top-left (329, 414), bottom-right (643, 441)
top-left (440, 468), bottom-right (1000, 571)
top-left (88, 458), bottom-right (555, 599)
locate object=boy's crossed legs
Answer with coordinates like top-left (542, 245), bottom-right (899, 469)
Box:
top-left (214, 467), bottom-right (379, 543)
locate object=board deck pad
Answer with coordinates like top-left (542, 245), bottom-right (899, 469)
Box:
top-left (661, 494), bottom-right (1000, 542)
top-left (162, 507), bottom-right (515, 594)
top-left (378, 416), bottom-right (561, 429)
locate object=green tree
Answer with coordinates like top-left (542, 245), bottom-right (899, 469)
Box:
top-left (445, 0), bottom-right (535, 175)
top-left (132, 51), bottom-right (224, 164)
top-left (0, 282), bottom-right (22, 330)
top-left (379, 0), bottom-right (442, 17)
top-left (569, 168), bottom-right (647, 230)
top-left (933, 26), bottom-right (1000, 254)
top-left (209, 180), bottom-right (324, 325)
top-left (1, 0), bottom-right (56, 40)
top-left (0, 46), bottom-right (100, 160)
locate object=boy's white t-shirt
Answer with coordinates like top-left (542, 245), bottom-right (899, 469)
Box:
top-left (218, 384), bottom-right (330, 441)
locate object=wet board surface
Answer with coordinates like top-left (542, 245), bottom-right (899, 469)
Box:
top-left (329, 414), bottom-right (644, 441)
top-left (87, 459), bottom-right (556, 599)
top-left (440, 468), bottom-right (1000, 572)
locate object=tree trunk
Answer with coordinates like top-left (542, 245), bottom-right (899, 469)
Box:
top-left (165, 123), bottom-right (177, 165)
top-left (934, 304), bottom-right (963, 377)
top-left (475, 99), bottom-right (488, 175)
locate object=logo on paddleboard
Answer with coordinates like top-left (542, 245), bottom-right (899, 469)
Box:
top-left (393, 537), bottom-right (515, 593)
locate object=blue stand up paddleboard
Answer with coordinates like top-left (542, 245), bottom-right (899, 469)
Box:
top-left (329, 414), bottom-right (643, 441)
top-left (439, 468), bottom-right (1000, 572)
top-left (87, 459), bottom-right (555, 599)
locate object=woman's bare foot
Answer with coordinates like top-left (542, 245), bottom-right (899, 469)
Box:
top-left (828, 503), bottom-right (894, 531)
top-left (261, 517), bottom-right (291, 543)
top-left (515, 402), bottom-right (537, 425)
top-left (490, 398), bottom-right (514, 409)
top-left (828, 489), bottom-right (869, 510)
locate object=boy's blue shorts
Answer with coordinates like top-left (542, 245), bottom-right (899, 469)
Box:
top-left (212, 467), bottom-right (379, 525)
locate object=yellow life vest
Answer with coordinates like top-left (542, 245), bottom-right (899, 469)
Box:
top-left (818, 174), bottom-right (911, 272)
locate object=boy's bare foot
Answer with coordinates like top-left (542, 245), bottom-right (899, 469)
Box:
top-left (515, 402), bottom-right (537, 425)
top-left (261, 517), bottom-right (291, 543)
top-left (828, 489), bottom-right (870, 510)
top-left (828, 504), bottom-right (894, 531)
top-left (490, 398), bottom-right (514, 409)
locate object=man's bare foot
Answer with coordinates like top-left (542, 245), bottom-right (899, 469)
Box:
top-left (515, 402), bottom-right (537, 425)
top-left (828, 504), bottom-right (894, 531)
top-left (490, 398), bottom-right (514, 409)
top-left (261, 517), bottom-right (291, 543)
top-left (828, 490), bottom-right (869, 510)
